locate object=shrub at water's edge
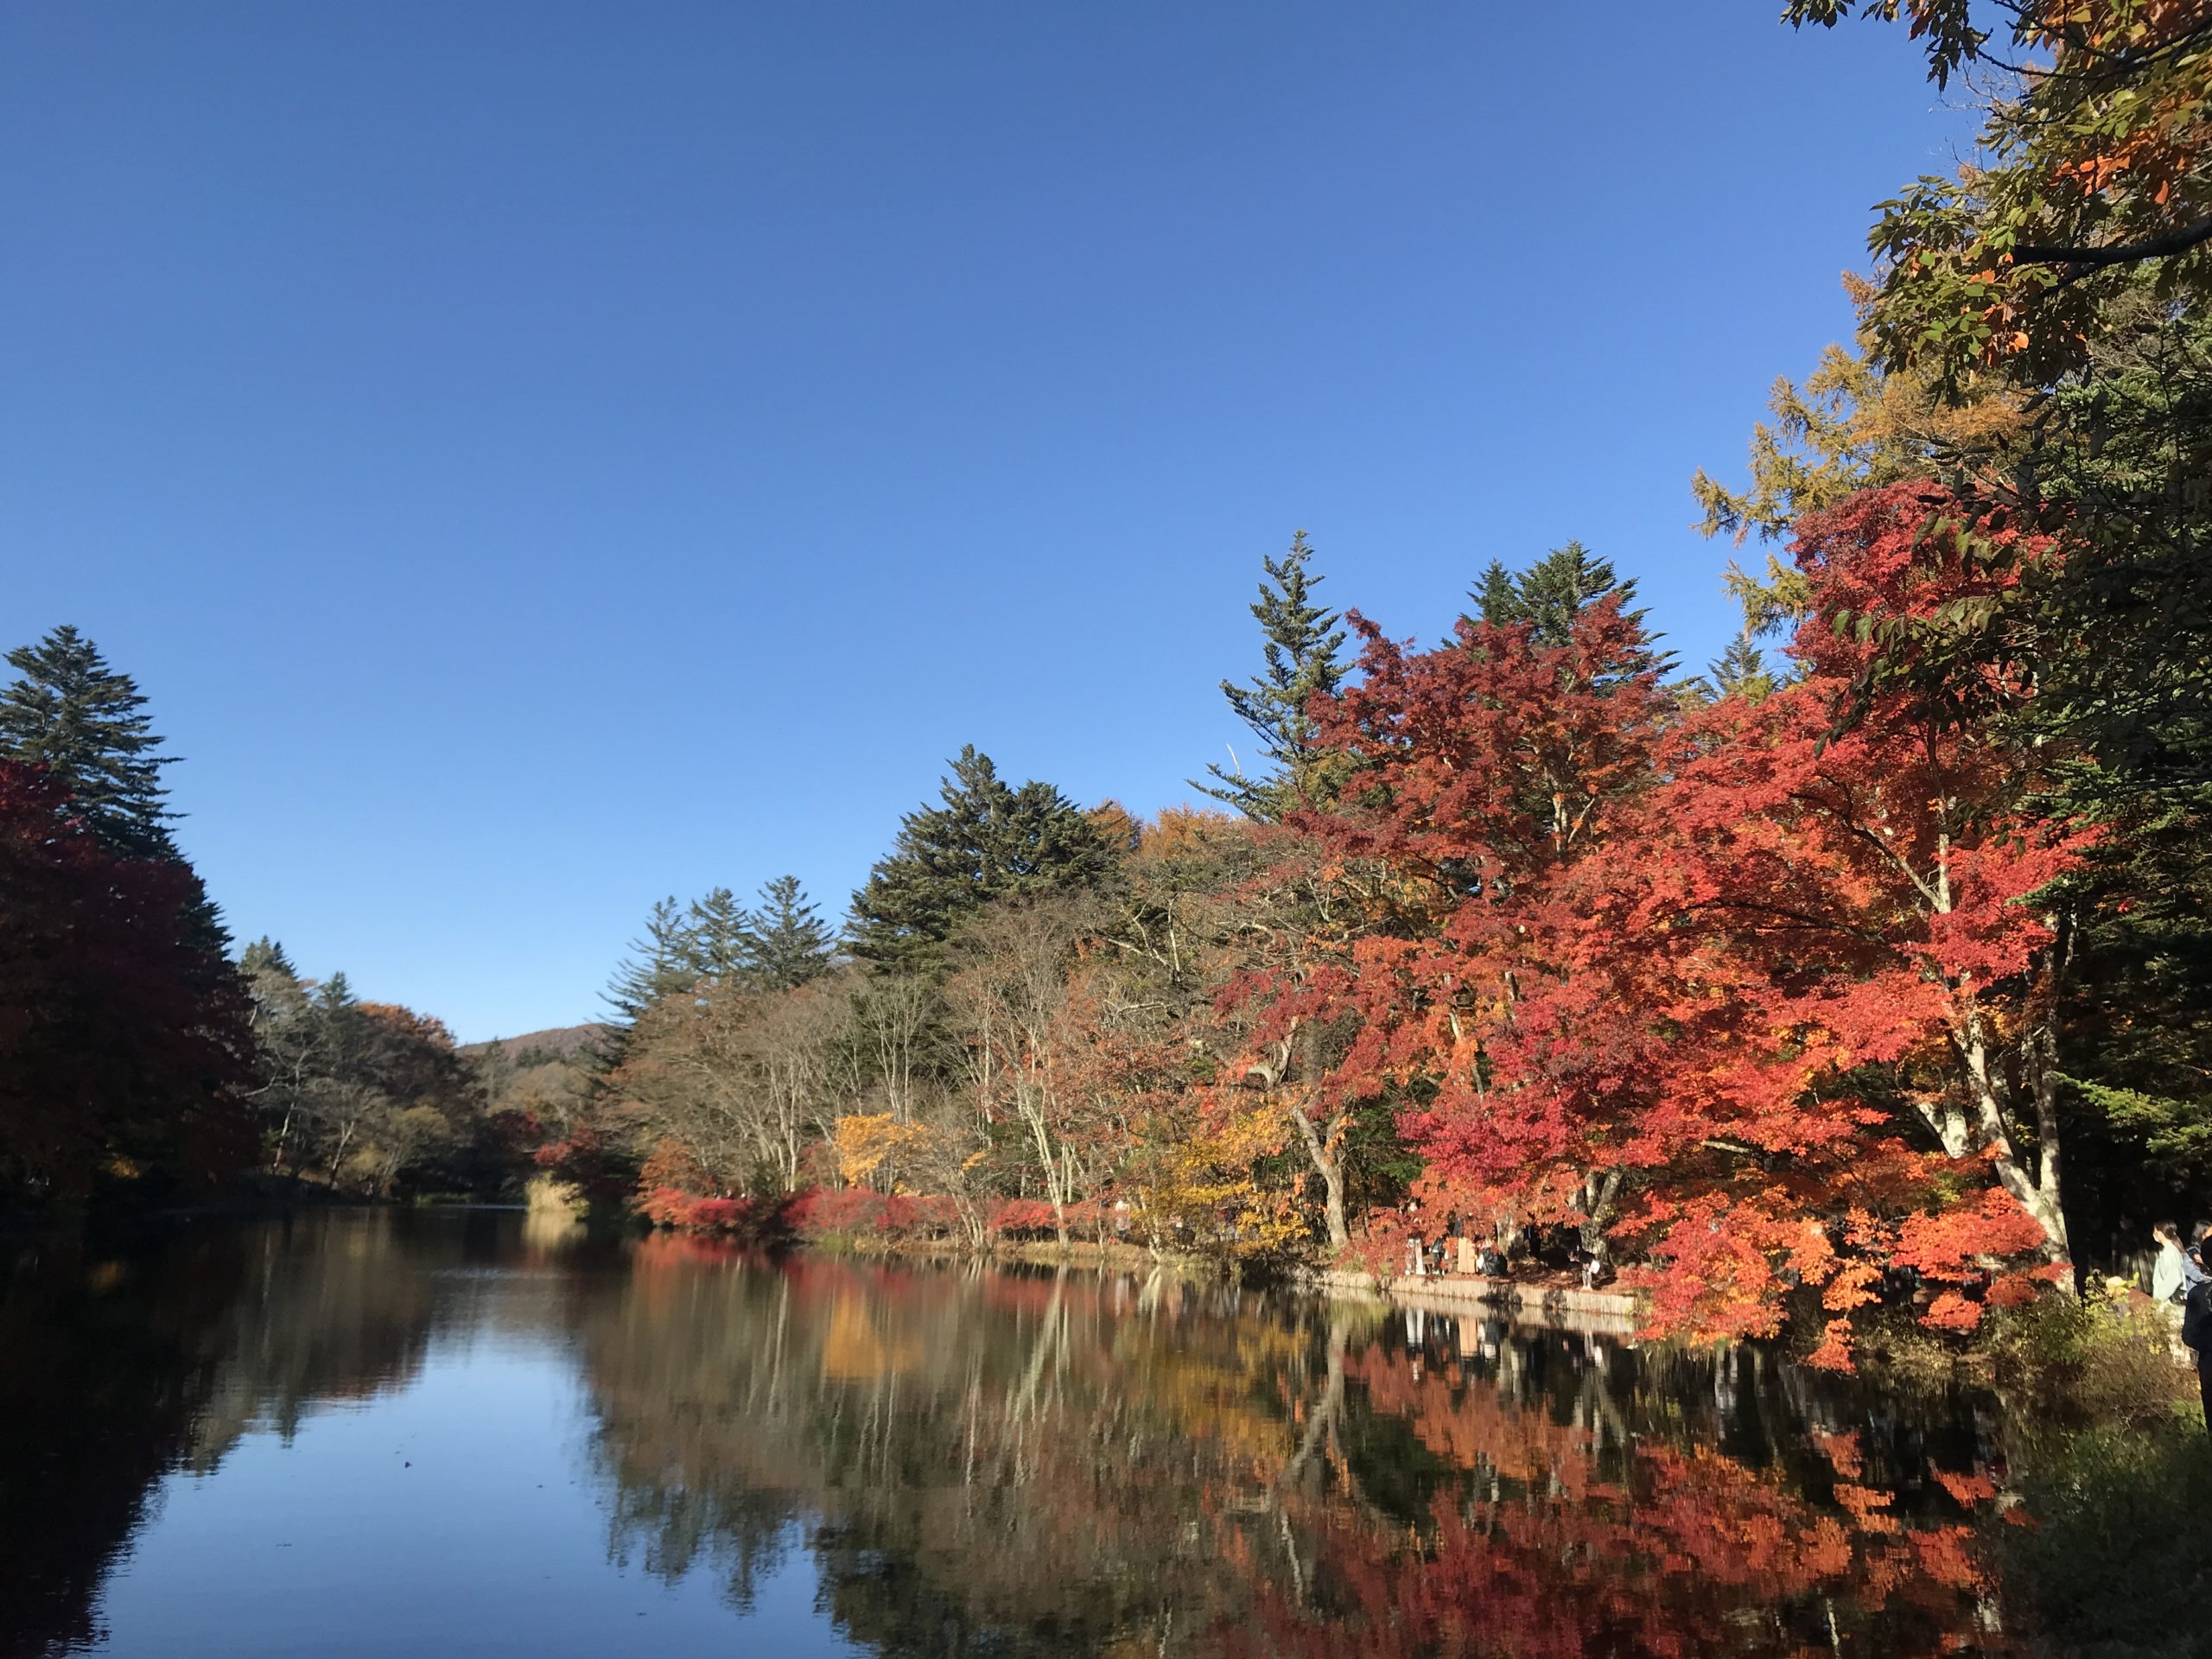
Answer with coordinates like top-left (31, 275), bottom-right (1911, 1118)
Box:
top-left (631, 1183), bottom-right (1147, 1261)
top-left (1974, 1286), bottom-right (2209, 1657)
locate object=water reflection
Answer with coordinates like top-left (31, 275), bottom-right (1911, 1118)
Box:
top-left (1, 1213), bottom-right (2014, 1657)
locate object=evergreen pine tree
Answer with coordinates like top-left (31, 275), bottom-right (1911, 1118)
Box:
top-left (1469, 559), bottom-right (1522, 631)
top-left (315, 970), bottom-right (355, 1015)
top-left (1193, 531), bottom-right (1350, 819)
top-left (1695, 631), bottom-right (1783, 702)
top-left (849, 747), bottom-right (1118, 970)
top-left (0, 626), bottom-right (232, 952)
top-left (239, 936), bottom-right (299, 981)
top-left (750, 875), bottom-right (838, 989)
top-left (603, 897), bottom-right (703, 1023)
top-left (1467, 541), bottom-right (1637, 642)
top-left (685, 887), bottom-right (756, 982)
top-left (1465, 542), bottom-right (1672, 687)
top-left (0, 626), bottom-right (181, 860)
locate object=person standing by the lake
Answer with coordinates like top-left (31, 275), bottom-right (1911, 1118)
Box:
top-left (2154, 1221), bottom-right (2192, 1306)
top-left (1442, 1208), bottom-right (1467, 1274)
top-left (2184, 1269), bottom-right (2212, 1427)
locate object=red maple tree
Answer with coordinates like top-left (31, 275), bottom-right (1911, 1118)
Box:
top-left (1251, 483), bottom-right (2082, 1359)
top-left (0, 762), bottom-right (255, 1198)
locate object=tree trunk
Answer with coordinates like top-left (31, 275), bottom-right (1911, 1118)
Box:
top-left (1021, 1095), bottom-right (1071, 1250)
top-left (1577, 1168), bottom-right (1621, 1259)
top-left (1289, 1020), bottom-right (1350, 1251)
top-left (1929, 817), bottom-right (2071, 1264)
top-left (2021, 912), bottom-right (2074, 1255)
top-left (1286, 1100), bottom-right (1349, 1252)
top-left (1958, 1007), bottom-right (2070, 1260)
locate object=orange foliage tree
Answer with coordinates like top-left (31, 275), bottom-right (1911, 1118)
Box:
top-left (1257, 484), bottom-right (2082, 1359)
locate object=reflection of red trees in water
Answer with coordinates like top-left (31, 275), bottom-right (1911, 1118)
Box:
top-left (1229, 1342), bottom-right (2005, 1659)
top-left (585, 1248), bottom-right (2014, 1657)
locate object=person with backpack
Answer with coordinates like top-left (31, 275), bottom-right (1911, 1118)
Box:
top-left (2183, 1269), bottom-right (2212, 1427)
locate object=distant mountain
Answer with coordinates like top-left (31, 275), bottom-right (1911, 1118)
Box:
top-left (459, 1022), bottom-right (607, 1060)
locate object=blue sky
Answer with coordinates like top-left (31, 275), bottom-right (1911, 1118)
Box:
top-left (1, 3), bottom-right (1965, 1041)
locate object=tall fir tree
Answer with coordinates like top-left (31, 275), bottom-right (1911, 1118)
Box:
top-left (1465, 542), bottom-right (1671, 688)
top-left (239, 937), bottom-right (299, 982)
top-left (0, 626), bottom-right (229, 951)
top-left (848, 747), bottom-right (1118, 970)
top-left (1468, 559), bottom-right (1522, 632)
top-left (1695, 631), bottom-right (1782, 703)
top-left (603, 897), bottom-right (702, 1025)
top-left (750, 875), bottom-right (837, 989)
top-left (0, 626), bottom-right (181, 861)
top-left (315, 970), bottom-right (356, 1017)
top-left (1193, 531), bottom-right (1349, 819)
top-left (1465, 541), bottom-right (1639, 643)
top-left (685, 887), bottom-right (756, 981)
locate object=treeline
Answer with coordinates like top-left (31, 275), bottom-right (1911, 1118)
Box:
top-left (0, 627), bottom-right (537, 1204)
top-left (573, 459), bottom-right (2197, 1369)
top-left (570, 1), bottom-right (2212, 1362)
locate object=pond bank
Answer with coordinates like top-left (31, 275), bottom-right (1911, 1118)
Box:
top-left (1306, 1266), bottom-right (1643, 1336)
top-left (803, 1230), bottom-right (1648, 1334)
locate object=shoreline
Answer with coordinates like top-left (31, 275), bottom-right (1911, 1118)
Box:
top-left (1306, 1266), bottom-right (1643, 1337)
top-left (804, 1228), bottom-right (1647, 1333)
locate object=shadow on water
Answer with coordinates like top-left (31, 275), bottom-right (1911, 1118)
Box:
top-left (2, 1213), bottom-right (2021, 1657)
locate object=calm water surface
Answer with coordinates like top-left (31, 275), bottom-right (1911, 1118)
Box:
top-left (3, 1210), bottom-right (2012, 1658)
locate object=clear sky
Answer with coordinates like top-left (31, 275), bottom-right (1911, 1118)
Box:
top-left (1, 3), bottom-right (1966, 1041)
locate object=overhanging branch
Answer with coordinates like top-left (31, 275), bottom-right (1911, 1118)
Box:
top-left (2014, 215), bottom-right (2212, 284)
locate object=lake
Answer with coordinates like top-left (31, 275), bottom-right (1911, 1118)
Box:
top-left (3, 1209), bottom-right (2012, 1657)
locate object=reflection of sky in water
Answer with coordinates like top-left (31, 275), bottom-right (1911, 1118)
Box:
top-left (88, 1327), bottom-right (861, 1657)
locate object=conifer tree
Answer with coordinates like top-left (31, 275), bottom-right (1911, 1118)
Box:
top-left (685, 887), bottom-right (756, 982)
top-left (751, 875), bottom-right (837, 989)
top-left (1468, 560), bottom-right (1522, 632)
top-left (603, 898), bottom-right (702, 1024)
top-left (1466, 542), bottom-right (1671, 688)
top-left (849, 747), bottom-right (1118, 970)
top-left (240, 937), bottom-right (299, 981)
top-left (0, 626), bottom-right (180, 861)
top-left (315, 970), bottom-right (355, 1016)
top-left (0, 626), bottom-right (230, 950)
top-left (1696, 632), bottom-right (1782, 702)
top-left (1466, 541), bottom-right (1636, 642)
top-left (1194, 531), bottom-right (1349, 819)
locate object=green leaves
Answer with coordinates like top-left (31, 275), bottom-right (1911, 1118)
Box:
top-left (0, 625), bottom-right (180, 862)
top-left (1783, 0), bottom-right (1988, 89)
top-left (607, 876), bottom-right (841, 1021)
top-left (2063, 1074), bottom-right (2212, 1159)
top-left (849, 746), bottom-right (1120, 970)
top-left (1194, 530), bottom-right (1350, 821)
top-left (1799, 0), bottom-right (2212, 392)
